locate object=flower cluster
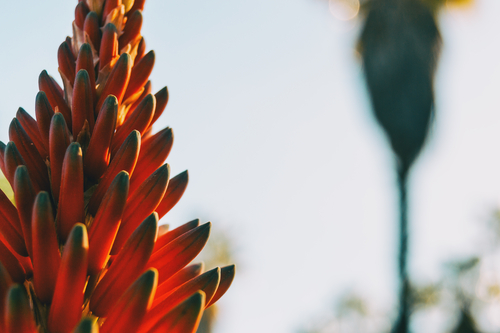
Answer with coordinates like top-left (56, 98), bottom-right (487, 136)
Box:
top-left (0, 0), bottom-right (234, 332)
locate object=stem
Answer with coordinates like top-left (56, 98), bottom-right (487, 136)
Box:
top-left (392, 165), bottom-right (410, 333)
top-left (27, 281), bottom-right (49, 333)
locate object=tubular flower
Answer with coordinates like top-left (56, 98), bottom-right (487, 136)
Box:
top-left (0, 1), bottom-right (235, 332)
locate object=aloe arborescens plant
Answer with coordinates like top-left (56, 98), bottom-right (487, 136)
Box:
top-left (0, 0), bottom-right (235, 332)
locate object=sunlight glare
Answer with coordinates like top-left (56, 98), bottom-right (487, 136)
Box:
top-left (329, 0), bottom-right (360, 21)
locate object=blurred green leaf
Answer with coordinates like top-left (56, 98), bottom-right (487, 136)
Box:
top-left (451, 309), bottom-right (479, 333)
top-left (336, 292), bottom-right (368, 317)
top-left (411, 283), bottom-right (441, 309)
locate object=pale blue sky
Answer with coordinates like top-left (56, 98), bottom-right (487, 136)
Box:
top-left (1, 0), bottom-right (500, 332)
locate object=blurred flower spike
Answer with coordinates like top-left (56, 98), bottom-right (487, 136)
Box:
top-left (0, 0), bottom-right (235, 332)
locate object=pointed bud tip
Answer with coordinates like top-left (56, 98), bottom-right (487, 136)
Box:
top-left (180, 170), bottom-right (188, 179)
top-left (206, 266), bottom-right (221, 277)
top-left (103, 94), bottom-right (119, 105)
top-left (187, 290), bottom-right (206, 307)
top-left (9, 117), bottom-right (21, 130)
top-left (79, 43), bottom-right (92, 53)
top-left (35, 90), bottom-right (48, 102)
top-left (7, 284), bottom-right (29, 307)
top-left (119, 52), bottom-right (132, 63)
top-left (129, 129), bottom-right (141, 141)
top-left (103, 22), bottom-right (118, 32)
top-left (116, 170), bottom-right (130, 180)
top-left (67, 142), bottom-right (83, 156)
top-left (16, 107), bottom-right (28, 118)
top-left (143, 212), bottom-right (159, 227)
top-left (86, 10), bottom-right (99, 20)
top-left (159, 86), bottom-right (168, 93)
top-left (143, 93), bottom-right (155, 104)
top-left (222, 264), bottom-right (236, 273)
top-left (35, 191), bottom-right (50, 205)
top-left (68, 223), bottom-right (89, 247)
top-left (194, 262), bottom-right (205, 272)
top-left (14, 164), bottom-right (28, 177)
top-left (39, 69), bottom-right (49, 78)
top-left (52, 112), bottom-right (66, 122)
top-left (73, 317), bottom-right (99, 333)
top-left (140, 268), bottom-right (159, 288)
top-left (75, 69), bottom-right (90, 80)
top-left (144, 50), bottom-right (155, 61)
top-left (199, 221), bottom-right (212, 233)
top-left (157, 163), bottom-right (170, 174)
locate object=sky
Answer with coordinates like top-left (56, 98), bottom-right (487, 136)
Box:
top-left (1, 0), bottom-right (500, 332)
